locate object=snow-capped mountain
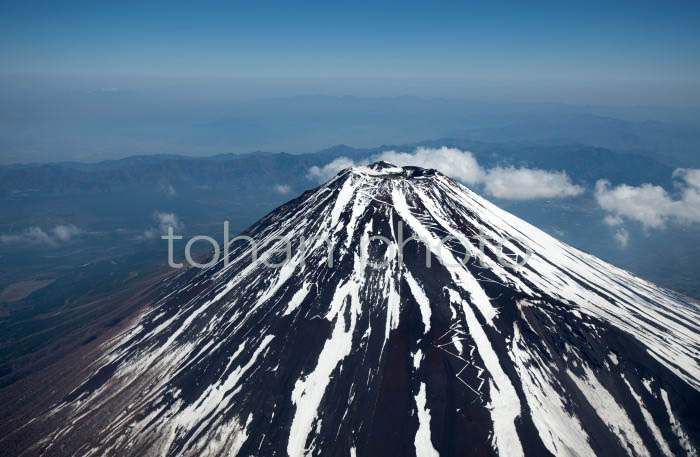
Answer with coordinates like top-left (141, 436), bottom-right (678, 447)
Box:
top-left (19, 162), bottom-right (700, 456)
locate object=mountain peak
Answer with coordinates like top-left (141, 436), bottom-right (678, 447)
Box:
top-left (343, 160), bottom-right (441, 180)
top-left (366, 160), bottom-right (401, 171)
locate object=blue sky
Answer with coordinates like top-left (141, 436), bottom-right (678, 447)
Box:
top-left (0, 2), bottom-right (698, 162)
top-left (1, 1), bottom-right (698, 82)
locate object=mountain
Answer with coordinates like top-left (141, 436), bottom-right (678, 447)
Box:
top-left (0, 140), bottom-right (674, 198)
top-left (4, 162), bottom-right (699, 456)
top-left (459, 114), bottom-right (700, 167)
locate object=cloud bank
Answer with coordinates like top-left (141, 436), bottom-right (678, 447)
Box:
top-left (307, 147), bottom-right (583, 201)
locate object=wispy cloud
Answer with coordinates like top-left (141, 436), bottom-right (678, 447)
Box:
top-left (307, 146), bottom-right (583, 201)
top-left (160, 183), bottom-right (177, 197)
top-left (0, 224), bottom-right (82, 247)
top-left (603, 215), bottom-right (631, 247)
top-left (614, 227), bottom-right (630, 248)
top-left (273, 184), bottom-right (292, 195)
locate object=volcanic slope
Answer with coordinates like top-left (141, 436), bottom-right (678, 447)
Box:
top-left (12, 162), bottom-right (700, 457)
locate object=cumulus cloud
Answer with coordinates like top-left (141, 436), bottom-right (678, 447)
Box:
top-left (306, 146), bottom-right (583, 201)
top-left (603, 215), bottom-right (624, 227)
top-left (596, 181), bottom-right (672, 229)
top-left (0, 224), bottom-right (82, 247)
top-left (595, 168), bottom-right (700, 246)
top-left (307, 157), bottom-right (358, 182)
top-left (155, 212), bottom-right (183, 231)
top-left (595, 170), bottom-right (700, 230)
top-left (674, 168), bottom-right (700, 189)
top-left (143, 212), bottom-right (184, 239)
top-left (305, 148), bottom-right (480, 184)
top-left (375, 147), bottom-right (484, 185)
top-left (482, 167), bottom-right (584, 200)
top-left (273, 184), bottom-right (292, 195)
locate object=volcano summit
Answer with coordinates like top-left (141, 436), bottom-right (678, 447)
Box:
top-left (9, 162), bottom-right (700, 457)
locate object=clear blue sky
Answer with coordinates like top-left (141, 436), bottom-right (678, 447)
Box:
top-left (1, 1), bottom-right (700, 162)
top-left (1, 0), bottom-right (698, 81)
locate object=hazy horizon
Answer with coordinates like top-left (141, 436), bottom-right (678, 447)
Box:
top-left (2, 84), bottom-right (700, 165)
top-left (3, 1), bottom-right (700, 163)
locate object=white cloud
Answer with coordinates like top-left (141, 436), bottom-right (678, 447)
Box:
top-left (0, 224), bottom-right (82, 247)
top-left (273, 184), bottom-right (292, 195)
top-left (144, 211), bottom-right (184, 239)
top-left (595, 181), bottom-right (672, 229)
top-left (595, 171), bottom-right (700, 230)
top-left (614, 227), bottom-right (630, 248)
top-left (604, 214), bottom-right (624, 226)
top-left (154, 212), bottom-right (183, 231)
top-left (482, 166), bottom-right (584, 200)
top-left (155, 211), bottom-right (183, 233)
top-left (375, 147), bottom-right (484, 185)
top-left (674, 168), bottom-right (700, 189)
top-left (595, 168), bottom-right (700, 245)
top-left (307, 157), bottom-right (358, 182)
top-left (52, 224), bottom-right (82, 241)
top-left (307, 146), bottom-right (583, 201)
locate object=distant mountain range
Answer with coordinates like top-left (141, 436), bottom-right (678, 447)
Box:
top-left (0, 140), bottom-right (677, 198)
top-left (2, 95), bottom-right (699, 166)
